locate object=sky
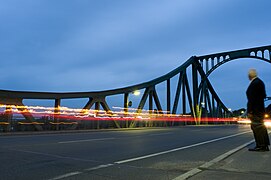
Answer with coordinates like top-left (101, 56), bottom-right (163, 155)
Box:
top-left (0, 0), bottom-right (271, 111)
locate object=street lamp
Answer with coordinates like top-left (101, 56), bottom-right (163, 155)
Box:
top-left (133, 90), bottom-right (140, 96)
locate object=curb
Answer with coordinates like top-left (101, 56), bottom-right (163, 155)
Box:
top-left (172, 139), bottom-right (255, 180)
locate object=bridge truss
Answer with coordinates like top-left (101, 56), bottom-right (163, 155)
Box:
top-left (0, 45), bottom-right (270, 131)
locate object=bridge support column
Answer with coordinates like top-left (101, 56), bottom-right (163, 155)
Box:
top-left (167, 79), bottom-right (171, 114)
top-left (95, 102), bottom-right (100, 129)
top-left (182, 74), bottom-right (186, 116)
top-left (192, 63), bottom-right (199, 119)
top-left (124, 93), bottom-right (129, 128)
top-left (149, 90), bottom-right (153, 114)
top-left (5, 105), bottom-right (13, 132)
top-left (54, 99), bottom-right (61, 130)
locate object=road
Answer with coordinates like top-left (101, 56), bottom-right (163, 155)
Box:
top-left (0, 125), bottom-right (253, 180)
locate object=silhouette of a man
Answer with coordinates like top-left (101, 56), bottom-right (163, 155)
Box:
top-left (246, 69), bottom-right (270, 151)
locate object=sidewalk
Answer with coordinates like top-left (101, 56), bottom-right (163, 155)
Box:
top-left (190, 142), bottom-right (271, 180)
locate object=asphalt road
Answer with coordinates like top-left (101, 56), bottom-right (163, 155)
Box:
top-left (0, 125), bottom-right (254, 180)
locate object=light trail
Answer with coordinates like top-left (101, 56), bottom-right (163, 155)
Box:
top-left (0, 104), bottom-right (190, 119)
top-left (0, 103), bottom-right (244, 124)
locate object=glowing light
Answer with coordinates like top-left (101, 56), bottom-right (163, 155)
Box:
top-left (0, 122), bottom-right (9, 125)
top-left (264, 121), bottom-right (271, 127)
top-left (18, 122), bottom-right (44, 125)
top-left (49, 122), bottom-right (78, 125)
top-left (133, 90), bottom-right (140, 96)
top-left (265, 114), bottom-right (269, 118)
top-left (0, 104), bottom-right (97, 117)
top-left (238, 119), bottom-right (271, 128)
top-left (237, 119), bottom-right (251, 124)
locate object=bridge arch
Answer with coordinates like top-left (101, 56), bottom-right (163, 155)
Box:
top-left (206, 56), bottom-right (271, 77)
top-left (196, 45), bottom-right (271, 117)
top-left (197, 45), bottom-right (271, 77)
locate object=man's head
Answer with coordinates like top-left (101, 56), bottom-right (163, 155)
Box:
top-left (248, 69), bottom-right (258, 81)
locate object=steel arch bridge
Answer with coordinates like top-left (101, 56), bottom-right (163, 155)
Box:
top-left (0, 45), bottom-right (270, 131)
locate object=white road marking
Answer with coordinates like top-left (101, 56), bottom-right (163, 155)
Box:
top-left (48, 164), bottom-right (115, 180)
top-left (172, 139), bottom-right (255, 180)
top-left (58, 137), bottom-right (115, 144)
top-left (48, 171), bottom-right (82, 180)
top-left (85, 164), bottom-right (114, 171)
top-left (115, 131), bottom-right (250, 164)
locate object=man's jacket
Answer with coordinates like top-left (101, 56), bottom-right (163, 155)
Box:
top-left (246, 77), bottom-right (266, 117)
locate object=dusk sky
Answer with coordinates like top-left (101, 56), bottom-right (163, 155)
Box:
top-left (1, 0), bottom-right (271, 110)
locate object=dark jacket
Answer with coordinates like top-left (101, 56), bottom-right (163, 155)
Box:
top-left (246, 77), bottom-right (266, 117)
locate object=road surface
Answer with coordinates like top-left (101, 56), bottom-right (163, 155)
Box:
top-left (0, 125), bottom-right (253, 180)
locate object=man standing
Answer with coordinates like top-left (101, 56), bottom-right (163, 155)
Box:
top-left (246, 69), bottom-right (270, 151)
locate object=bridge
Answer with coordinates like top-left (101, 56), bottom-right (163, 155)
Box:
top-left (0, 45), bottom-right (271, 131)
top-left (1, 45), bottom-right (271, 180)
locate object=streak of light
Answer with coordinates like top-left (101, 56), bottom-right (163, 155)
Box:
top-left (0, 104), bottom-right (239, 124)
top-left (18, 122), bottom-right (45, 125)
top-left (237, 118), bottom-right (271, 127)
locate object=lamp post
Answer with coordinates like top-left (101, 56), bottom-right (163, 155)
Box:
top-left (125, 90), bottom-right (141, 128)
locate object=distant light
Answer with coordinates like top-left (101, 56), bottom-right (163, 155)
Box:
top-left (241, 111), bottom-right (245, 114)
top-left (264, 121), bottom-right (271, 127)
top-left (228, 108), bottom-right (232, 111)
top-left (238, 119), bottom-right (251, 124)
top-left (265, 114), bottom-right (269, 118)
top-left (238, 119), bottom-right (271, 128)
top-left (133, 90), bottom-right (140, 96)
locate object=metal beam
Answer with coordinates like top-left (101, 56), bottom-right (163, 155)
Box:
top-left (167, 79), bottom-right (171, 114)
top-left (149, 89), bottom-right (153, 113)
top-left (182, 75), bottom-right (186, 115)
top-left (54, 99), bottom-right (61, 130)
top-left (153, 89), bottom-right (163, 114)
top-left (82, 97), bottom-right (94, 110)
top-left (183, 72), bottom-right (194, 117)
top-left (95, 102), bottom-right (100, 129)
top-left (137, 87), bottom-right (150, 113)
top-left (5, 105), bottom-right (12, 132)
top-left (124, 93), bottom-right (129, 127)
top-left (124, 93), bottom-right (129, 114)
top-left (172, 72), bottom-right (183, 114)
top-left (192, 63), bottom-right (199, 116)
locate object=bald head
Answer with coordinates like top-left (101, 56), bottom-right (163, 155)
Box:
top-left (248, 69), bottom-right (258, 81)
